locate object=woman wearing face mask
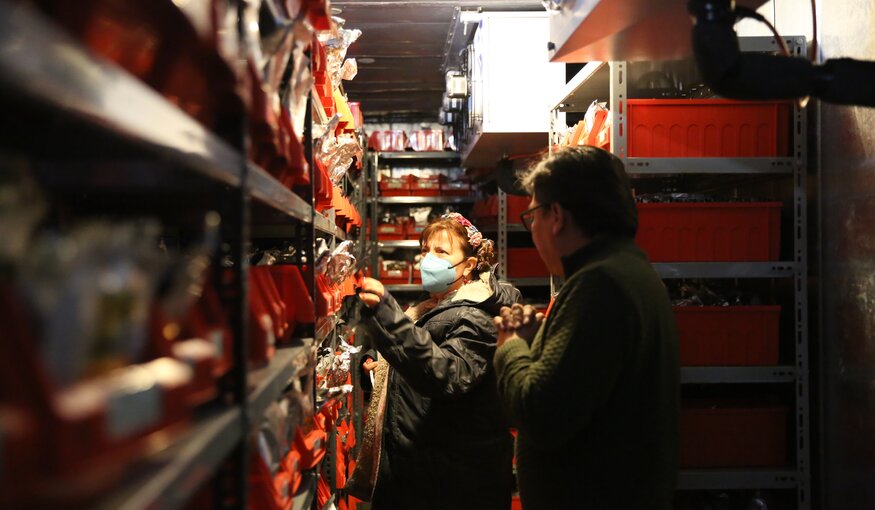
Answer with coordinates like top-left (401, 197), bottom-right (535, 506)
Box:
top-left (346, 212), bottom-right (521, 510)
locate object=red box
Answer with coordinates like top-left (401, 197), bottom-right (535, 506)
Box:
top-left (368, 130), bottom-right (407, 152)
top-left (376, 222), bottom-right (406, 241)
top-left (511, 496), bottom-right (523, 510)
top-left (507, 248), bottom-right (549, 278)
top-left (409, 129), bottom-right (444, 151)
top-left (409, 175), bottom-right (441, 196)
top-left (627, 99), bottom-right (791, 157)
top-left (379, 177), bottom-right (409, 197)
top-left (379, 261), bottom-right (410, 284)
top-left (674, 306), bottom-right (781, 366)
top-left (440, 180), bottom-right (471, 196)
top-left (680, 401), bottom-right (787, 467)
top-left (507, 195), bottom-right (531, 223)
top-left (636, 202), bottom-right (782, 262)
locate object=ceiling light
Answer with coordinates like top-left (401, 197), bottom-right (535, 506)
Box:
top-left (358, 57), bottom-right (376, 64)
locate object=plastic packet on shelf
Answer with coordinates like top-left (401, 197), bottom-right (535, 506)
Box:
top-left (319, 133), bottom-right (361, 186)
top-left (314, 238), bottom-right (332, 275)
top-left (156, 211), bottom-right (222, 321)
top-left (0, 154), bottom-right (45, 265)
top-left (667, 280), bottom-right (761, 307)
top-left (319, 27), bottom-right (362, 90)
top-left (20, 220), bottom-right (167, 387)
top-left (580, 100), bottom-right (609, 147)
top-left (283, 32), bottom-right (315, 138)
top-left (341, 58), bottom-right (358, 81)
top-left (635, 192), bottom-right (717, 204)
top-left (325, 241), bottom-right (357, 285)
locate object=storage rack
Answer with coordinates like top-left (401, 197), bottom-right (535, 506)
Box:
top-left (0, 2), bottom-right (361, 509)
top-left (547, 36), bottom-right (810, 507)
top-left (366, 150), bottom-right (468, 293)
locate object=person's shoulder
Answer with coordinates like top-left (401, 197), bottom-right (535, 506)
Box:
top-left (562, 263), bottom-right (631, 304)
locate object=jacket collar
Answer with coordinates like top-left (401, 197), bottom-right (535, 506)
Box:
top-left (416, 270), bottom-right (517, 324)
top-left (561, 235), bottom-right (636, 277)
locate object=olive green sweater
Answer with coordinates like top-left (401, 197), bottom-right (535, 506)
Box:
top-left (494, 236), bottom-right (679, 510)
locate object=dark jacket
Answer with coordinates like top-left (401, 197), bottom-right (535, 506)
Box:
top-left (494, 236), bottom-right (680, 510)
top-left (361, 272), bottom-right (521, 510)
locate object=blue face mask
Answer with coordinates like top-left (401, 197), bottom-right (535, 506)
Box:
top-left (420, 253), bottom-right (465, 294)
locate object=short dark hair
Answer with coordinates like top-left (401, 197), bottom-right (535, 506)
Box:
top-left (520, 146), bottom-right (638, 238)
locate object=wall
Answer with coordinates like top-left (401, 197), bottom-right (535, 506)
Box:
top-left (744, 1), bottom-right (875, 508)
top-left (816, 1), bottom-right (875, 509)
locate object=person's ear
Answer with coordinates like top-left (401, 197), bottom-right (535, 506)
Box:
top-left (550, 203), bottom-right (565, 236)
top-left (463, 256), bottom-right (477, 278)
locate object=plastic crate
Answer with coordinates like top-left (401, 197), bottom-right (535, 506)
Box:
top-left (507, 248), bottom-right (549, 278)
top-left (680, 401), bottom-right (787, 467)
top-left (379, 261), bottom-right (410, 284)
top-left (409, 175), bottom-right (441, 196)
top-left (674, 306), bottom-right (781, 366)
top-left (627, 99), bottom-right (791, 157)
top-left (636, 202), bottom-right (782, 262)
top-left (376, 222), bottom-right (406, 241)
top-left (378, 177), bottom-right (409, 197)
top-left (440, 180), bottom-right (471, 196)
top-left (512, 496), bottom-right (523, 510)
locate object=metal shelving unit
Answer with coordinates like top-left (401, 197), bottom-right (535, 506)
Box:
top-left (375, 151), bottom-right (461, 161)
top-left (678, 470), bottom-right (799, 491)
top-left (0, 3), bottom-right (357, 509)
top-left (95, 408), bottom-right (243, 510)
top-left (653, 262), bottom-right (797, 279)
top-left (247, 343), bottom-right (314, 420)
top-left (548, 36), bottom-right (810, 508)
top-left (680, 366), bottom-right (797, 384)
top-left (93, 342), bottom-right (318, 510)
top-left (376, 196), bottom-right (476, 205)
top-left (379, 240), bottom-right (421, 249)
top-left (367, 151), bottom-right (468, 292)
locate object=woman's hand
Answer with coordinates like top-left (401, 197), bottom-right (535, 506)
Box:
top-left (495, 304), bottom-right (545, 346)
top-left (362, 357), bottom-right (379, 373)
top-left (358, 277), bottom-right (386, 308)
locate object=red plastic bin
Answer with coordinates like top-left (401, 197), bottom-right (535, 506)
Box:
top-left (376, 222), bottom-right (406, 241)
top-left (409, 175), bottom-right (441, 196)
top-left (378, 261), bottom-right (410, 284)
top-left (674, 306), bottom-right (781, 366)
top-left (636, 202), bottom-right (782, 262)
top-left (507, 248), bottom-right (549, 278)
top-left (511, 496), bottom-right (523, 510)
top-left (379, 176), bottom-right (409, 196)
top-left (440, 180), bottom-right (471, 197)
top-left (627, 99), bottom-right (791, 157)
top-left (680, 400), bottom-right (787, 467)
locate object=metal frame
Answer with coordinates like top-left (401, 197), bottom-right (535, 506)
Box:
top-left (547, 36), bottom-right (811, 506)
top-left (0, 5), bottom-right (360, 507)
top-left (498, 189), bottom-right (508, 279)
top-left (790, 36), bottom-right (812, 510)
top-left (377, 196), bottom-right (476, 205)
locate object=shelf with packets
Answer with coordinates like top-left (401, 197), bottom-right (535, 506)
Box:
top-left (0, 1), bottom-right (362, 237)
top-left (91, 343), bottom-right (313, 510)
top-left (0, 1), bottom-right (369, 509)
top-left (549, 38), bottom-right (802, 177)
top-left (366, 144), bottom-right (476, 294)
top-left (546, 36), bottom-right (810, 505)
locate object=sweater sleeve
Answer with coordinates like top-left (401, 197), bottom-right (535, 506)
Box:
top-left (362, 292), bottom-right (494, 399)
top-left (494, 270), bottom-right (633, 445)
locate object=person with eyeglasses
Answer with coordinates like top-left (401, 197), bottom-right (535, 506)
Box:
top-left (346, 212), bottom-right (521, 510)
top-left (493, 146), bottom-right (680, 510)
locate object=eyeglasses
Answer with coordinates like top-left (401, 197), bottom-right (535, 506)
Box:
top-left (519, 203), bottom-right (549, 232)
